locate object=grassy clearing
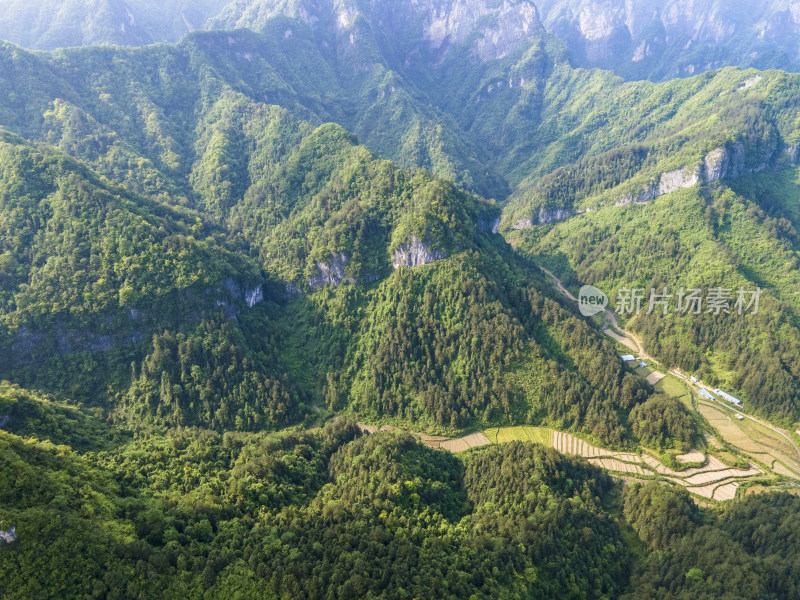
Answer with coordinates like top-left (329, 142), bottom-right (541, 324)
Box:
top-left (654, 375), bottom-right (689, 399)
top-left (523, 426), bottom-right (553, 447)
top-left (486, 426), bottom-right (553, 447)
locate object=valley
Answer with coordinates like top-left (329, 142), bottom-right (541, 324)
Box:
top-left (2, 1), bottom-right (800, 598)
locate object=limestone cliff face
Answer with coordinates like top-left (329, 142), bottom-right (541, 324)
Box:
top-left (414, 0), bottom-right (543, 61)
top-left (211, 0), bottom-right (544, 62)
top-left (704, 145), bottom-right (744, 182)
top-left (308, 252), bottom-right (355, 289)
top-left (614, 142), bottom-right (775, 209)
top-left (658, 166), bottom-right (701, 195)
top-left (392, 237), bottom-right (447, 269)
top-left (511, 206), bottom-right (573, 229)
top-left (512, 137), bottom-right (787, 231)
top-left (538, 207), bottom-right (573, 224)
top-left (536, 0), bottom-right (800, 79)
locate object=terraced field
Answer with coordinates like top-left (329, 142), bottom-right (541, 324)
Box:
top-left (356, 418), bottom-right (776, 502)
top-left (485, 426), bottom-right (552, 447)
top-left (697, 401), bottom-right (800, 479)
top-left (430, 425), bottom-right (764, 501)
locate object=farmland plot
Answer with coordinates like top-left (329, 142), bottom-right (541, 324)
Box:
top-left (676, 450), bottom-right (705, 464)
top-left (589, 458), bottom-right (646, 475)
top-left (713, 482), bottom-right (739, 501)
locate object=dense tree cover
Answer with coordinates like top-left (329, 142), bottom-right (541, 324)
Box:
top-left (303, 245), bottom-right (652, 441)
top-left (503, 144), bottom-right (653, 225)
top-left (0, 381), bottom-right (119, 451)
top-left (0, 421), bottom-right (630, 599)
top-left (0, 86), bottom-right (660, 441)
top-left (629, 395), bottom-right (695, 452)
top-left (0, 6), bottom-right (799, 598)
top-left (1, 7), bottom-right (799, 430)
top-left (623, 483), bottom-right (800, 599)
top-left (3, 416), bottom-right (800, 599)
top-left (523, 176), bottom-right (800, 424)
top-left (118, 318), bottom-right (305, 431)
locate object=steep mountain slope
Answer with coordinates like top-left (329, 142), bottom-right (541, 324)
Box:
top-left (533, 0), bottom-right (800, 80)
top-left (3, 413), bottom-right (800, 599)
top-left (0, 128), bottom-right (315, 432)
top-left (2, 8), bottom-right (800, 427)
top-left (0, 63), bottom-right (665, 442)
top-left (511, 161), bottom-right (800, 424)
top-left (0, 0), bottom-right (229, 49)
top-left (6, 0), bottom-right (800, 86)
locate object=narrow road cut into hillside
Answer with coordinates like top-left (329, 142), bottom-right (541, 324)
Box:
top-left (539, 267), bottom-right (800, 464)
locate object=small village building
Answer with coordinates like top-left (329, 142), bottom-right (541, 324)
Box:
top-left (699, 389), bottom-right (716, 401)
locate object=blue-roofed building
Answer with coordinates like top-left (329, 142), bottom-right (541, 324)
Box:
top-left (699, 389), bottom-right (716, 401)
top-left (714, 388), bottom-right (743, 406)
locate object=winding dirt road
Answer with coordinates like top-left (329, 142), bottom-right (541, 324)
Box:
top-left (540, 268), bottom-right (655, 362)
top-left (540, 267), bottom-right (800, 464)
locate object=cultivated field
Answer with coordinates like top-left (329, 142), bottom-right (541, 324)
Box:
top-left (358, 420), bottom-right (768, 502)
top-left (484, 426), bottom-right (553, 447)
top-left (436, 432), bottom-right (491, 452)
top-left (698, 401), bottom-right (800, 478)
top-left (676, 450), bottom-right (705, 464)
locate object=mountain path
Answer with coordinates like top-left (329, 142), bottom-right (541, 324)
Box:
top-left (539, 267), bottom-right (800, 464)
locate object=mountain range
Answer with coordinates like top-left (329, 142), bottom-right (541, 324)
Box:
top-left (2, 2), bottom-right (800, 598)
top-left (5, 0), bottom-right (800, 83)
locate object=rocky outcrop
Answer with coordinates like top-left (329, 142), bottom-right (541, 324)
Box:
top-left (538, 207), bottom-right (573, 224)
top-left (0, 522), bottom-right (16, 544)
top-left (284, 283), bottom-right (302, 299)
top-left (659, 166), bottom-right (701, 195)
top-left (615, 182), bottom-right (658, 207)
top-left (11, 324), bottom-right (145, 364)
top-left (245, 286), bottom-right (264, 308)
top-left (537, 1), bottom-right (800, 80)
top-left (308, 252), bottom-right (355, 289)
top-left (211, 0), bottom-right (544, 63)
top-left (701, 141), bottom-right (774, 182)
top-left (418, 0), bottom-right (543, 61)
top-left (221, 278), bottom-right (265, 309)
top-left (613, 142), bottom-right (776, 208)
top-left (392, 237), bottom-right (447, 269)
top-left (511, 207), bottom-right (573, 230)
top-left (512, 218), bottom-right (532, 230)
top-left (477, 214), bottom-right (501, 234)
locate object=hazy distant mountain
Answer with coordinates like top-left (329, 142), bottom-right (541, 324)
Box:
top-left (4, 0), bottom-right (800, 82)
top-left (535, 0), bottom-right (800, 79)
top-left (0, 0), bottom-right (229, 49)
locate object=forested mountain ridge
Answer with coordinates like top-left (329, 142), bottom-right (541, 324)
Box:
top-left (3, 3), bottom-right (800, 599)
top-left (3, 13), bottom-right (800, 424)
top-left (0, 117), bottom-right (661, 441)
top-left (0, 0), bottom-right (230, 49)
top-left (2, 408), bottom-right (800, 599)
